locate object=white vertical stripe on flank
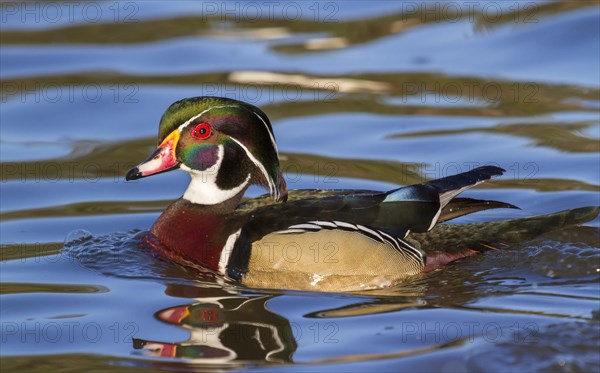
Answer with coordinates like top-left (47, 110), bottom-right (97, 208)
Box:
top-left (219, 229), bottom-right (242, 275)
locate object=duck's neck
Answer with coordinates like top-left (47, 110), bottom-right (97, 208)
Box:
top-left (183, 187), bottom-right (246, 214)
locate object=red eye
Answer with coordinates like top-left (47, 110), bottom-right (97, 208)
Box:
top-left (191, 123), bottom-right (211, 140)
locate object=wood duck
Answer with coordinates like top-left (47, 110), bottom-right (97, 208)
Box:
top-left (126, 96), bottom-right (599, 292)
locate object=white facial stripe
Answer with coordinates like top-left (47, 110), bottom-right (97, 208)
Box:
top-left (176, 105), bottom-right (275, 147)
top-left (250, 111), bottom-right (282, 199)
top-left (177, 105), bottom-right (235, 133)
top-left (182, 145), bottom-right (251, 205)
top-left (229, 137), bottom-right (276, 198)
top-left (219, 229), bottom-right (241, 275)
top-left (251, 111), bottom-right (278, 155)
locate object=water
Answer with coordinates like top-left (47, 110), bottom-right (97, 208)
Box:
top-left (1, 1), bottom-right (599, 371)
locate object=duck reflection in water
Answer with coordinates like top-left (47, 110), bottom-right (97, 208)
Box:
top-left (131, 277), bottom-right (431, 366)
top-left (133, 285), bottom-right (296, 363)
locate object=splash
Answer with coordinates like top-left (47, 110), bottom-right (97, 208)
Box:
top-left (62, 230), bottom-right (205, 283)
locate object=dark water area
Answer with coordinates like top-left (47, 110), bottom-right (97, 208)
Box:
top-left (1, 1), bottom-right (599, 372)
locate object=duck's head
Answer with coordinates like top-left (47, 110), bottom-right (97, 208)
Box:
top-left (126, 97), bottom-right (287, 205)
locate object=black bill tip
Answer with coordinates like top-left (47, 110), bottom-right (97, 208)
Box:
top-left (125, 167), bottom-right (142, 181)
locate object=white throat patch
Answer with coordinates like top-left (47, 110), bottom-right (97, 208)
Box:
top-left (182, 145), bottom-right (251, 205)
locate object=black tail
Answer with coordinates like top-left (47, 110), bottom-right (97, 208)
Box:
top-left (423, 166), bottom-right (505, 209)
top-left (439, 197), bottom-right (519, 223)
top-left (383, 166), bottom-right (507, 232)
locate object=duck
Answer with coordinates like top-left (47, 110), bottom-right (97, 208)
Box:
top-left (126, 96), bottom-right (599, 292)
